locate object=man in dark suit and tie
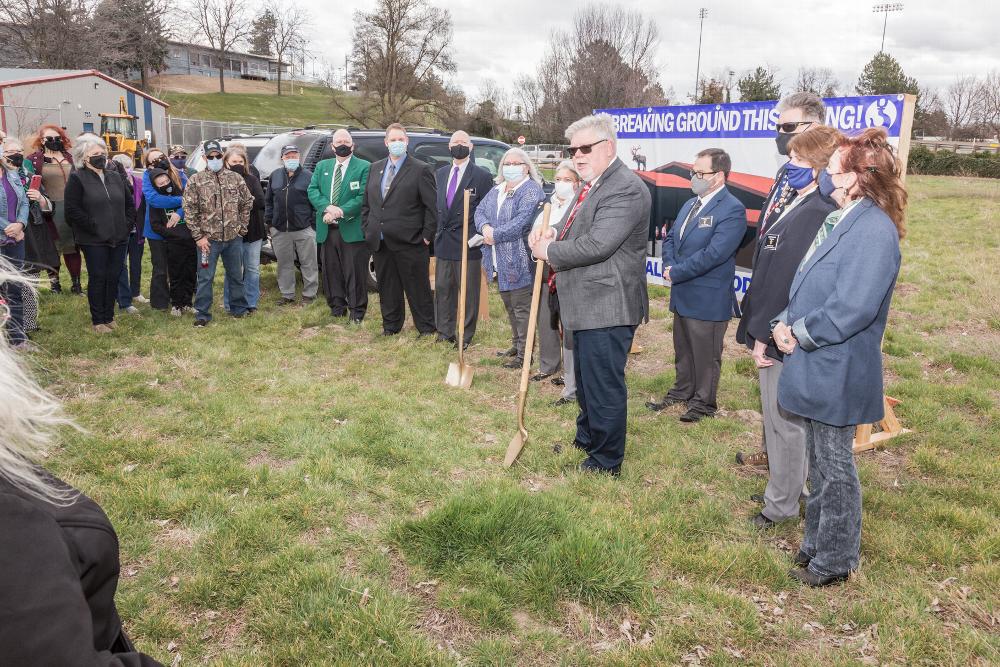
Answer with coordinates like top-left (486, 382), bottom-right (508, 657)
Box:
top-left (308, 129), bottom-right (371, 323)
top-left (362, 123), bottom-right (438, 336)
top-left (530, 113), bottom-right (651, 476)
top-left (648, 148), bottom-right (746, 423)
top-left (433, 130), bottom-right (495, 348)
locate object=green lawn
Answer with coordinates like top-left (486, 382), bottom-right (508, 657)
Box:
top-left (159, 86), bottom-right (359, 128)
top-left (30, 176), bottom-right (999, 665)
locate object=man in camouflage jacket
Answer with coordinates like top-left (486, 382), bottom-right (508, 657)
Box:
top-left (183, 140), bottom-right (253, 326)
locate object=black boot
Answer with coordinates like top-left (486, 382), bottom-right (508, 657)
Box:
top-left (71, 277), bottom-right (83, 295)
top-left (50, 277), bottom-right (62, 294)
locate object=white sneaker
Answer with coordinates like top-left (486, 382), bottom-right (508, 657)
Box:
top-left (124, 306), bottom-right (140, 315)
top-left (170, 307), bottom-right (183, 317)
top-left (133, 294), bottom-right (149, 304)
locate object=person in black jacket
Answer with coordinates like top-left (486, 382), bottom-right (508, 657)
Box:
top-left (223, 148), bottom-right (267, 313)
top-left (432, 130), bottom-right (494, 347)
top-left (63, 134), bottom-right (135, 333)
top-left (735, 125), bottom-right (842, 528)
top-left (362, 123), bottom-right (438, 336)
top-left (265, 145), bottom-right (317, 305)
top-left (146, 169), bottom-right (195, 315)
top-left (0, 261), bottom-right (163, 665)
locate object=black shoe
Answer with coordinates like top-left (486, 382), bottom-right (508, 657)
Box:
top-left (788, 567), bottom-right (848, 588)
top-left (646, 397), bottom-right (685, 412)
top-left (680, 409), bottom-right (714, 423)
top-left (50, 279), bottom-right (62, 293)
top-left (530, 372), bottom-right (552, 382)
top-left (793, 550), bottom-right (812, 568)
top-left (750, 493), bottom-right (765, 504)
top-left (502, 358), bottom-right (522, 369)
top-left (301, 296), bottom-right (315, 305)
top-left (453, 340), bottom-right (470, 351)
top-left (496, 347), bottom-right (517, 358)
top-left (382, 330), bottom-right (400, 337)
top-left (278, 297), bottom-right (296, 306)
top-left (70, 277), bottom-right (83, 295)
top-left (417, 331), bottom-right (434, 339)
top-left (554, 397), bottom-right (575, 406)
top-left (248, 307), bottom-right (257, 314)
top-left (330, 309), bottom-right (347, 318)
top-left (750, 513), bottom-right (776, 529)
top-left (194, 318), bottom-right (209, 327)
top-left (231, 311), bottom-right (248, 319)
top-left (551, 376), bottom-right (565, 387)
top-left (578, 460), bottom-right (620, 477)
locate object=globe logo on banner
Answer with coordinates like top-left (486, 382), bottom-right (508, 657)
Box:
top-left (864, 98), bottom-right (899, 130)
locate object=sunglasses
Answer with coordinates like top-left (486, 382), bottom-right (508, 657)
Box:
top-left (567, 139), bottom-right (608, 156)
top-left (206, 153), bottom-right (223, 160)
top-left (776, 121), bottom-right (815, 134)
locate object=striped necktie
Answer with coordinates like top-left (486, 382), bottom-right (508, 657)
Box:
top-left (800, 208), bottom-right (845, 269)
top-left (330, 162), bottom-right (343, 207)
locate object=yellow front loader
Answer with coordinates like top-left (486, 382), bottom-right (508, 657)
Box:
top-left (100, 97), bottom-right (148, 162)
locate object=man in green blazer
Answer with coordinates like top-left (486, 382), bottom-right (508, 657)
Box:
top-left (308, 129), bottom-right (372, 323)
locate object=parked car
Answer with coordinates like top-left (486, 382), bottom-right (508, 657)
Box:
top-left (185, 134), bottom-right (275, 172)
top-left (253, 129), bottom-right (513, 290)
top-left (523, 144), bottom-right (567, 160)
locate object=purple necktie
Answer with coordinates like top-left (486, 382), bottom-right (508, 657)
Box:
top-left (446, 166), bottom-right (459, 208)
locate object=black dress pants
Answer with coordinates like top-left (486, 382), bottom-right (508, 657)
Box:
top-left (434, 257), bottom-right (481, 345)
top-left (146, 238), bottom-right (170, 310)
top-left (373, 242), bottom-right (434, 334)
top-left (165, 239), bottom-right (197, 309)
top-left (80, 243), bottom-right (128, 325)
top-left (574, 325), bottom-right (636, 470)
top-left (321, 229), bottom-right (369, 320)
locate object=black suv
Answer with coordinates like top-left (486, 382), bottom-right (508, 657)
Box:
top-left (253, 128), bottom-right (512, 289)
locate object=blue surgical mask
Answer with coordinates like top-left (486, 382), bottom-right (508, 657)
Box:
top-left (206, 157), bottom-right (223, 173)
top-left (785, 163), bottom-right (815, 190)
top-left (502, 165), bottom-right (525, 183)
top-left (284, 159), bottom-right (300, 171)
top-left (817, 169), bottom-right (837, 198)
top-left (387, 140), bottom-right (407, 158)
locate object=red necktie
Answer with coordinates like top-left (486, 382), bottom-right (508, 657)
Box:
top-left (548, 183), bottom-right (592, 291)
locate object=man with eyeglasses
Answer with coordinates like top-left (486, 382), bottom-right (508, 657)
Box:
top-left (529, 113), bottom-right (650, 477)
top-left (649, 148), bottom-right (746, 424)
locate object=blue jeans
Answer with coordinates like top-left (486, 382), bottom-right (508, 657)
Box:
top-left (194, 239), bottom-right (247, 321)
top-left (800, 419), bottom-right (862, 577)
top-left (116, 231), bottom-right (144, 308)
top-left (1, 238), bottom-right (26, 344)
top-left (223, 239), bottom-right (261, 310)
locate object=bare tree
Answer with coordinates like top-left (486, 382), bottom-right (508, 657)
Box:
top-left (0, 0), bottom-right (97, 70)
top-left (266, 3), bottom-right (308, 96)
top-left (336, 0), bottom-right (455, 127)
top-left (978, 71), bottom-right (1000, 140)
top-left (795, 67), bottom-right (839, 97)
top-left (944, 76), bottom-right (980, 138)
top-left (187, 0), bottom-right (252, 94)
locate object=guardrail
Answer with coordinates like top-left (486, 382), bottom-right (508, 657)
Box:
top-left (914, 139), bottom-right (1000, 155)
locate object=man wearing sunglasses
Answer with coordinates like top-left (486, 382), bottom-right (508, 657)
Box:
top-left (529, 113), bottom-right (651, 477)
top-left (651, 148), bottom-right (746, 424)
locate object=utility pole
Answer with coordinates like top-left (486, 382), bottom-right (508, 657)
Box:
top-left (694, 8), bottom-right (707, 103)
top-left (726, 70), bottom-right (735, 103)
top-left (873, 3), bottom-right (904, 52)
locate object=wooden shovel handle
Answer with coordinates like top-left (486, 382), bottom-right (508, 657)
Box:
top-left (516, 203), bottom-right (552, 396)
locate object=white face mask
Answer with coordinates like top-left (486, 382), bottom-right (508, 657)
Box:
top-left (553, 181), bottom-right (576, 201)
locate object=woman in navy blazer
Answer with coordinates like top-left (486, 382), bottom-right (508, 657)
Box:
top-left (772, 128), bottom-right (906, 587)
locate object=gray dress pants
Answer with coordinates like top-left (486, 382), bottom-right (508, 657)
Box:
top-left (270, 227), bottom-right (318, 299)
top-left (760, 359), bottom-right (808, 522)
top-left (500, 285), bottom-right (532, 363)
top-left (665, 312), bottom-right (728, 414)
top-left (536, 267), bottom-right (562, 375)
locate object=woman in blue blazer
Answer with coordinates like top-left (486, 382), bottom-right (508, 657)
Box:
top-left (772, 128), bottom-right (906, 587)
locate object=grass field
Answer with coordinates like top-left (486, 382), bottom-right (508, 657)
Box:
top-left (27, 176), bottom-right (999, 665)
top-left (158, 85), bottom-right (358, 128)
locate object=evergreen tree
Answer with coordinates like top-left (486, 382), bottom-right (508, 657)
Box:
top-left (249, 9), bottom-right (276, 56)
top-left (856, 51), bottom-right (919, 96)
top-left (737, 66), bottom-right (781, 102)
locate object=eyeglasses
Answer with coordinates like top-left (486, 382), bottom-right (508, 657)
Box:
top-left (505, 161), bottom-right (526, 167)
top-left (776, 121), bottom-right (815, 134)
top-left (689, 169), bottom-right (718, 179)
top-left (567, 139), bottom-right (608, 156)
top-left (206, 153), bottom-right (223, 160)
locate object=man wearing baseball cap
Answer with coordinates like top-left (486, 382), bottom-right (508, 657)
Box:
top-left (182, 140), bottom-right (254, 326)
top-left (264, 145), bottom-right (317, 306)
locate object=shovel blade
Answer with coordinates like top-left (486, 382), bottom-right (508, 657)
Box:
top-left (445, 362), bottom-right (462, 387)
top-left (504, 427), bottom-right (528, 467)
top-left (459, 364), bottom-right (474, 389)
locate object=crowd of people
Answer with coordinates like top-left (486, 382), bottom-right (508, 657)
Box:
top-left (0, 89), bottom-right (908, 662)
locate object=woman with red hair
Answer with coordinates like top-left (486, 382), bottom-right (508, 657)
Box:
top-left (25, 124), bottom-right (82, 294)
top-left (771, 127), bottom-right (905, 587)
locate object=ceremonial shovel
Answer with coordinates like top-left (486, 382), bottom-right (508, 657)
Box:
top-left (445, 190), bottom-right (475, 389)
top-left (504, 203), bottom-right (552, 467)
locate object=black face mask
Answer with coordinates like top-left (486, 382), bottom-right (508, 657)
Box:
top-left (155, 183), bottom-right (174, 195)
top-left (6, 154), bottom-right (24, 168)
top-left (775, 132), bottom-right (794, 157)
top-left (88, 155), bottom-right (108, 170)
top-left (43, 136), bottom-right (64, 152)
top-left (333, 144), bottom-right (353, 158)
top-left (229, 164), bottom-right (246, 175)
top-left (153, 157), bottom-right (170, 170)
top-left (449, 145), bottom-right (471, 160)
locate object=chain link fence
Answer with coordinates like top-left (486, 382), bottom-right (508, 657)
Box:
top-left (166, 116), bottom-right (296, 149)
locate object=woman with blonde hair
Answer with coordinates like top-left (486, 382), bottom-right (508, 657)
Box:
top-left (0, 260), bottom-right (163, 664)
top-left (141, 147), bottom-right (187, 311)
top-left (771, 127), bottom-right (905, 587)
top-left (474, 147), bottom-right (545, 368)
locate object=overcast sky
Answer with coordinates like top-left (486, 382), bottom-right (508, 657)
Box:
top-left (307, 0), bottom-right (1000, 103)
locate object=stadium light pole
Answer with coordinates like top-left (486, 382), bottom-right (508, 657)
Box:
top-left (694, 8), bottom-right (708, 102)
top-left (873, 3), bottom-right (904, 52)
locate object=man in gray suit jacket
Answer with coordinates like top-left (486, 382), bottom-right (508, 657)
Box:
top-left (530, 113), bottom-right (651, 476)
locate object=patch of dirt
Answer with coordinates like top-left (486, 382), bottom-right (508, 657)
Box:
top-left (147, 74), bottom-right (292, 95)
top-left (246, 451), bottom-right (296, 471)
top-left (152, 521), bottom-right (199, 549)
top-left (344, 514), bottom-right (376, 533)
top-left (521, 476), bottom-right (556, 493)
top-left (894, 282), bottom-right (919, 297)
top-left (559, 601), bottom-right (654, 653)
top-left (108, 353), bottom-right (159, 374)
top-left (627, 318), bottom-right (672, 377)
top-left (298, 326), bottom-right (322, 340)
top-left (298, 526), bottom-right (333, 546)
